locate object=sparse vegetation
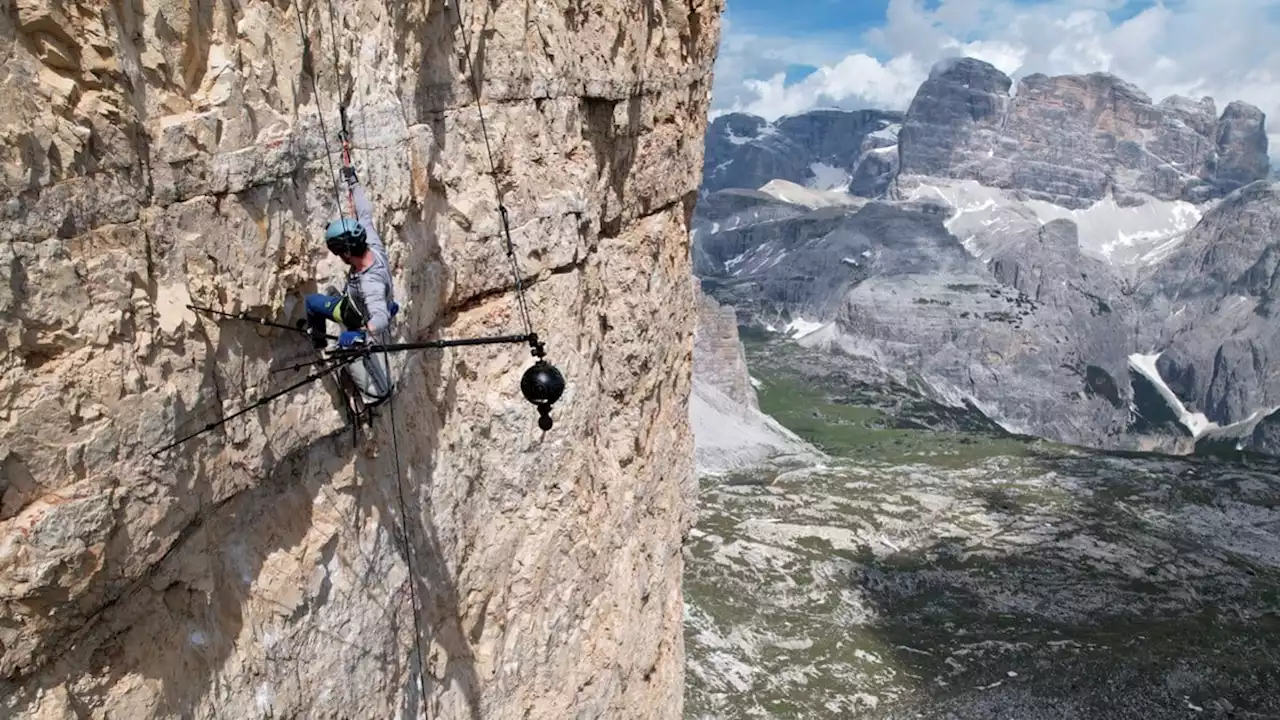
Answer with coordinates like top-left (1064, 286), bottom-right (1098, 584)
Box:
top-left (740, 335), bottom-right (1045, 467)
top-left (685, 334), bottom-right (1280, 719)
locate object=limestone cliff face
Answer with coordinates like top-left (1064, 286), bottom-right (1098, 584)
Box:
top-left (0, 0), bottom-right (723, 717)
top-left (689, 280), bottom-right (816, 475)
top-left (1139, 181), bottom-right (1280, 431)
top-left (693, 279), bottom-right (756, 411)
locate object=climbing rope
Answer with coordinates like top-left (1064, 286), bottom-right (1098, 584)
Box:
top-left (322, 0), bottom-right (347, 113)
top-left (153, 21), bottom-right (569, 708)
top-left (444, 0), bottom-right (539, 354)
top-left (292, 0), bottom-right (348, 223)
top-left (384, 385), bottom-right (430, 705)
top-left (295, 0), bottom-right (432, 706)
top-left (318, 0), bottom-right (359, 218)
top-left (288, 0), bottom-right (379, 446)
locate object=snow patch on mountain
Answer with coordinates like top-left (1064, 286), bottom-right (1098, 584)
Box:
top-left (868, 122), bottom-right (902, 143)
top-left (1128, 352), bottom-right (1216, 437)
top-left (808, 163), bottom-right (852, 192)
top-left (760, 317), bottom-right (831, 341)
top-left (724, 123), bottom-right (778, 146)
top-left (1026, 196), bottom-right (1204, 265)
top-left (896, 178), bottom-right (1205, 266)
top-left (786, 318), bottom-right (826, 339)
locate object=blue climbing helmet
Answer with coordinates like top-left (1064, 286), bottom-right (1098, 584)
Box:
top-left (324, 217), bottom-right (367, 257)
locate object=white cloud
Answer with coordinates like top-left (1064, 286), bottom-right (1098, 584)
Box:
top-left (713, 0), bottom-right (1280, 152)
top-left (735, 54), bottom-right (927, 119)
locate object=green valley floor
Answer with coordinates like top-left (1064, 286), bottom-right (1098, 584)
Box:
top-left (683, 339), bottom-right (1280, 719)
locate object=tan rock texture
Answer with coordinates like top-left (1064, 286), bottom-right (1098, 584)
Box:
top-left (0, 0), bottom-right (723, 717)
top-left (693, 278), bottom-right (757, 411)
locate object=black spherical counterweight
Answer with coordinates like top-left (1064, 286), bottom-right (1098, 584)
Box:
top-left (521, 360), bottom-right (565, 431)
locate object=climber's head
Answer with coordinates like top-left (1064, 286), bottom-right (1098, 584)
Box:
top-left (325, 218), bottom-right (368, 263)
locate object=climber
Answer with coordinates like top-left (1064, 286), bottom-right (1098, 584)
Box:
top-left (304, 165), bottom-right (399, 409)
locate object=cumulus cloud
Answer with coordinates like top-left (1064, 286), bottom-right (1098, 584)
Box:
top-left (713, 0), bottom-right (1280, 152)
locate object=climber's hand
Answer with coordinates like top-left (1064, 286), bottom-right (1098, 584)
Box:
top-left (341, 166), bottom-right (358, 186)
top-left (338, 329), bottom-right (366, 348)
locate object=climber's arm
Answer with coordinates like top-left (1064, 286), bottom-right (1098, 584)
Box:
top-left (351, 179), bottom-right (374, 227)
top-left (358, 275), bottom-right (392, 336)
top-left (342, 167), bottom-right (386, 254)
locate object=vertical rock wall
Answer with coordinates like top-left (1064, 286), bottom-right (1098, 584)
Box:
top-left (0, 0), bottom-right (723, 717)
top-left (693, 279), bottom-right (757, 411)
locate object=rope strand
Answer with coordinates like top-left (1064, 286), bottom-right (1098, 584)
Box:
top-left (292, 0), bottom-right (347, 223)
top-left (321, 0), bottom-right (357, 216)
top-left (298, 1), bottom-right (430, 708)
top-left (385, 384), bottom-right (430, 708)
top-left (445, 0), bottom-right (537, 341)
top-left (323, 0), bottom-right (346, 110)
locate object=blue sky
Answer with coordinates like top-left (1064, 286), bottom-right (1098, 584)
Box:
top-left (709, 0), bottom-right (1280, 151)
top-left (721, 0), bottom-right (890, 42)
top-left (718, 0), bottom-right (1163, 58)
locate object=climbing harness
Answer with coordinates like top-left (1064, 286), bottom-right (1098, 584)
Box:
top-left (152, 0), bottom-right (567, 458)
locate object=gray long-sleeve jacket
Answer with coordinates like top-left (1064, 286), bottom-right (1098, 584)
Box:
top-left (343, 180), bottom-right (396, 342)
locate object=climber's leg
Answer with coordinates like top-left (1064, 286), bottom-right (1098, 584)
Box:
top-left (304, 293), bottom-right (344, 349)
top-left (346, 350), bottom-right (394, 407)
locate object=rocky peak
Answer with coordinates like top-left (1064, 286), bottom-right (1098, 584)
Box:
top-left (1222, 100), bottom-right (1267, 125)
top-left (896, 57), bottom-right (1271, 208)
top-left (1024, 71), bottom-right (1151, 105)
top-left (1158, 94), bottom-right (1219, 137)
top-left (1212, 100), bottom-right (1271, 193)
top-left (773, 109), bottom-right (904, 162)
top-left (700, 108), bottom-right (905, 197)
top-left (694, 278), bottom-right (759, 410)
top-left (928, 56), bottom-right (1013, 95)
top-left (897, 58), bottom-right (1010, 182)
top-left (707, 112), bottom-right (771, 146)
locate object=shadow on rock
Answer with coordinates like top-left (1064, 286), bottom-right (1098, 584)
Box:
top-left (856, 448), bottom-right (1280, 719)
top-left (352, 344), bottom-right (484, 720)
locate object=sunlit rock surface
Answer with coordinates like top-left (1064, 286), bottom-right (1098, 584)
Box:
top-left (0, 0), bottom-right (724, 716)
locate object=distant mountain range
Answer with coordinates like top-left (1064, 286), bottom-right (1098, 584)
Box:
top-left (704, 58), bottom-right (1270, 207)
top-left (701, 109), bottom-right (905, 198)
top-left (693, 57), bottom-right (1280, 458)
